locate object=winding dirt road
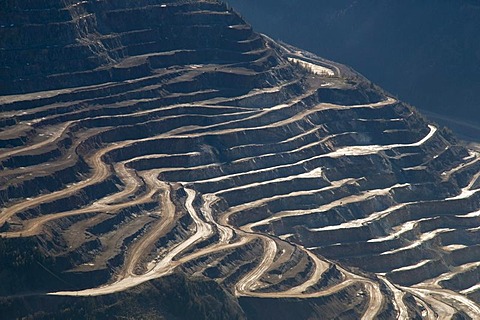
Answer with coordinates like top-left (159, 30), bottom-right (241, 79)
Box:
top-left (2, 43), bottom-right (477, 320)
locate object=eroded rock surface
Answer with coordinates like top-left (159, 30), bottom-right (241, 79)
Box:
top-left (1, 1), bottom-right (479, 319)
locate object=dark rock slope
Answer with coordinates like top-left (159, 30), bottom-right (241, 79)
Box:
top-left (0, 0), bottom-right (479, 319)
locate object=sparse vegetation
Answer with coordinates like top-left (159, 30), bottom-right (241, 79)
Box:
top-left (0, 273), bottom-right (245, 320)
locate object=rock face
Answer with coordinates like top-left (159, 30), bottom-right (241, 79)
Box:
top-left (0, 0), bottom-right (479, 319)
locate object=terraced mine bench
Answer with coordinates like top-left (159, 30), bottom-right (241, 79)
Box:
top-left (1, 0), bottom-right (479, 319)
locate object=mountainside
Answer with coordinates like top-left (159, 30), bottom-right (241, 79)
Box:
top-left (1, 0), bottom-right (480, 319)
top-left (227, 0), bottom-right (480, 141)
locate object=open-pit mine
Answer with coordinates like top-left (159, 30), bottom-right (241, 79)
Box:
top-left (1, 0), bottom-right (479, 319)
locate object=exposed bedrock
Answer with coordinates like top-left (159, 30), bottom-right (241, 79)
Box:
top-left (0, 0), bottom-right (479, 318)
